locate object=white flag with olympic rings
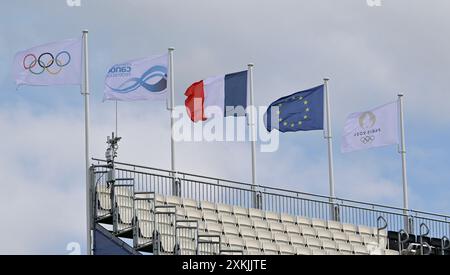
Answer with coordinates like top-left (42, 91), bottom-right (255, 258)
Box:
top-left (12, 37), bottom-right (82, 87)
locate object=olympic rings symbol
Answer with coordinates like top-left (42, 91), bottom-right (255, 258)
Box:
top-left (22, 51), bottom-right (71, 75)
top-left (360, 135), bottom-right (375, 144)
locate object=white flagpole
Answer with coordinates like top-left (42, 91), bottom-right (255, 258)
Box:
top-left (82, 30), bottom-right (92, 255)
top-left (398, 93), bottom-right (410, 232)
top-left (248, 63), bottom-right (258, 208)
top-left (115, 100), bottom-right (118, 136)
top-left (168, 47), bottom-right (178, 195)
top-left (323, 78), bottom-right (336, 220)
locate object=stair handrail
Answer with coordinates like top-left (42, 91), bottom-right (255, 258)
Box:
top-left (422, 241), bottom-right (432, 256)
top-left (419, 223), bottom-right (430, 255)
top-left (398, 229), bottom-right (410, 254)
top-left (441, 236), bottom-right (449, 255)
top-left (377, 216), bottom-right (388, 245)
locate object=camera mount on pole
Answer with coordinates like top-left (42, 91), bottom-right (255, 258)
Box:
top-left (106, 132), bottom-right (121, 185)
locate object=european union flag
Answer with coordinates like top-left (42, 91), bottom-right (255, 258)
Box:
top-left (264, 85), bottom-right (324, 132)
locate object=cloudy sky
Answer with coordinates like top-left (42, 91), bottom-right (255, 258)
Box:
top-left (1, 0), bottom-right (449, 254)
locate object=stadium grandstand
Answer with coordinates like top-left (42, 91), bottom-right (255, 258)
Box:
top-left (91, 135), bottom-right (450, 255)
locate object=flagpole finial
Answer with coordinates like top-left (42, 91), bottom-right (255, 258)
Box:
top-left (323, 78), bottom-right (330, 82)
top-left (248, 63), bottom-right (254, 67)
top-left (82, 29), bottom-right (89, 34)
top-left (168, 47), bottom-right (175, 51)
top-left (398, 93), bottom-right (404, 97)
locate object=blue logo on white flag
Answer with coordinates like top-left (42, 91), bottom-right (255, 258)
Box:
top-left (106, 65), bottom-right (167, 94)
top-left (103, 54), bottom-right (169, 101)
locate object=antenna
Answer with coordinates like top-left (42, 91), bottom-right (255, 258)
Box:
top-left (106, 132), bottom-right (122, 165)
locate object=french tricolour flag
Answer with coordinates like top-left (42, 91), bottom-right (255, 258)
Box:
top-left (184, 70), bottom-right (248, 122)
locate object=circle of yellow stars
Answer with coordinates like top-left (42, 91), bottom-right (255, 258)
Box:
top-left (276, 95), bottom-right (311, 128)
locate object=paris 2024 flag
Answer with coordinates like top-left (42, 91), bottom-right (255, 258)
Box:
top-left (12, 37), bottom-right (82, 87)
top-left (341, 101), bottom-right (400, 153)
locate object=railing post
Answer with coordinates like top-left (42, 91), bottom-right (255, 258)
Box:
top-left (405, 212), bottom-right (414, 235)
top-left (333, 203), bottom-right (340, 222)
top-left (254, 190), bottom-right (262, 210)
top-left (172, 172), bottom-right (181, 197)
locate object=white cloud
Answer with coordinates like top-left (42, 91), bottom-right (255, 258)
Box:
top-left (1, 0), bottom-right (450, 254)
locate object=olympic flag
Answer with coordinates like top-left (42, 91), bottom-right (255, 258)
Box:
top-left (12, 37), bottom-right (82, 87)
top-left (103, 54), bottom-right (168, 101)
top-left (341, 101), bottom-right (400, 153)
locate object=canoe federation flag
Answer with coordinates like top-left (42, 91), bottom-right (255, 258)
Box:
top-left (341, 101), bottom-right (399, 153)
top-left (12, 37), bottom-right (82, 87)
top-left (103, 53), bottom-right (168, 101)
top-left (185, 71), bottom-right (248, 122)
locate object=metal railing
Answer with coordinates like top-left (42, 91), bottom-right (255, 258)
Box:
top-left (92, 158), bottom-right (450, 239)
top-left (175, 220), bottom-right (199, 255)
top-left (198, 235), bottom-right (221, 255)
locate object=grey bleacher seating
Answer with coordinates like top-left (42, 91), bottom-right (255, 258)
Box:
top-left (185, 208), bottom-right (202, 220)
top-left (265, 211), bottom-right (280, 223)
top-left (352, 244), bottom-right (369, 255)
top-left (338, 242), bottom-right (353, 255)
top-left (297, 216), bottom-right (312, 227)
top-left (269, 222), bottom-right (285, 234)
top-left (205, 222), bottom-right (222, 235)
top-left (155, 194), bottom-right (165, 205)
top-left (249, 208), bottom-right (265, 220)
top-left (274, 232), bottom-right (290, 245)
top-left (296, 246), bottom-right (312, 255)
top-left (262, 242), bottom-right (279, 255)
top-left (182, 198), bottom-right (198, 210)
top-left (279, 243), bottom-right (296, 255)
top-left (203, 211), bottom-right (219, 223)
top-left (322, 239), bottom-right (338, 253)
top-left (332, 231), bottom-right (349, 244)
top-left (245, 239), bottom-right (262, 255)
top-left (96, 185), bottom-right (111, 217)
top-left (216, 203), bottom-right (233, 215)
top-left (253, 219), bottom-right (269, 231)
top-left (165, 196), bottom-right (182, 207)
top-left (285, 224), bottom-right (301, 235)
top-left (233, 206), bottom-right (249, 218)
top-left (343, 223), bottom-right (358, 235)
top-left (327, 250), bottom-right (341, 255)
top-left (327, 220), bottom-right (343, 233)
top-left (311, 248), bottom-right (327, 255)
top-left (228, 236), bottom-right (245, 250)
top-left (358, 225), bottom-right (374, 237)
top-left (317, 228), bottom-right (333, 240)
top-left (305, 237), bottom-right (322, 250)
top-left (200, 201), bottom-right (216, 213)
top-left (99, 189), bottom-right (398, 256)
top-left (289, 234), bottom-right (306, 246)
top-left (237, 216), bottom-right (253, 228)
top-left (223, 224), bottom-right (240, 237)
top-left (219, 213), bottom-right (237, 226)
top-left (256, 229), bottom-right (273, 243)
top-left (348, 233), bottom-right (364, 245)
top-left (301, 226), bottom-right (317, 238)
top-left (240, 227), bottom-right (257, 240)
top-left (280, 213), bottom-right (296, 225)
top-left (312, 218), bottom-right (327, 229)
